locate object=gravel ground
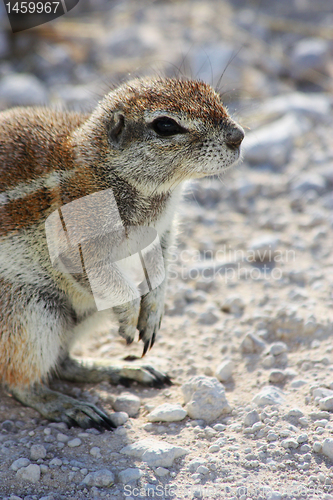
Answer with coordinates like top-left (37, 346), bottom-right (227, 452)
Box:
top-left (0, 0), bottom-right (333, 499)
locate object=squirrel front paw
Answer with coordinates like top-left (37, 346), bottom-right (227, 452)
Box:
top-left (137, 293), bottom-right (164, 356)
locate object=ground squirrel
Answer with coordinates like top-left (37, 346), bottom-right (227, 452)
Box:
top-left (0, 77), bottom-right (244, 429)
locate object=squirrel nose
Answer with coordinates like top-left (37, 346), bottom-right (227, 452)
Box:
top-left (225, 126), bottom-right (244, 150)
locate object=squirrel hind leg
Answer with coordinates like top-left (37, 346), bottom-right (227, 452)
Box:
top-left (56, 354), bottom-right (171, 388)
top-left (10, 383), bottom-right (115, 431)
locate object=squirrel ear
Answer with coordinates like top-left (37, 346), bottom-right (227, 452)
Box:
top-left (108, 113), bottom-right (125, 147)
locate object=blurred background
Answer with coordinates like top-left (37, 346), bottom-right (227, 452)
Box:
top-left (0, 0), bottom-right (332, 117)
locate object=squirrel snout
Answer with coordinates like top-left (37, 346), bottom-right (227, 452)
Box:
top-left (225, 126), bottom-right (244, 150)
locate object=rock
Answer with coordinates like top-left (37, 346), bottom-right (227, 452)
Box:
top-left (109, 411), bottom-right (128, 426)
top-left (49, 458), bottom-right (62, 466)
top-left (215, 359), bottom-right (234, 382)
top-left (258, 92), bottom-right (331, 121)
top-left (197, 465), bottom-right (209, 475)
top-left (262, 354), bottom-right (275, 368)
top-left (322, 439), bottom-right (333, 461)
top-left (213, 423), bottom-right (226, 432)
top-left (30, 444), bottom-right (46, 460)
top-left (204, 366), bottom-right (214, 376)
top-left (67, 438), bottom-right (81, 448)
top-left (281, 438), bottom-right (298, 449)
top-left (313, 387), bottom-right (333, 399)
top-left (120, 438), bottom-right (189, 467)
top-left (147, 403), bottom-right (187, 422)
top-left (297, 434), bottom-right (308, 444)
top-left (221, 295), bottom-right (245, 314)
top-left (290, 38), bottom-right (330, 80)
top-left (267, 431), bottom-right (278, 442)
top-left (208, 444), bottom-right (220, 453)
top-left (314, 419), bottom-right (328, 429)
top-left (112, 394), bottom-right (141, 417)
top-left (197, 310), bottom-right (219, 325)
top-left (269, 370), bottom-right (286, 384)
top-left (104, 26), bottom-right (155, 58)
top-left (243, 113), bottom-right (307, 167)
top-left (0, 74), bottom-right (48, 107)
top-left (291, 173), bottom-right (326, 194)
top-left (155, 467), bottom-right (169, 477)
top-left (187, 458), bottom-right (207, 473)
top-left (16, 464), bottom-right (41, 483)
top-left (287, 408), bottom-right (304, 419)
top-left (270, 493), bottom-right (282, 500)
top-left (118, 468), bottom-right (142, 483)
top-left (269, 342), bottom-right (288, 356)
top-left (181, 375), bottom-right (231, 422)
top-left (1, 420), bottom-right (14, 432)
top-left (240, 332), bottom-right (266, 354)
top-left (90, 447), bottom-right (102, 458)
top-left (82, 469), bottom-right (114, 487)
top-left (290, 379), bottom-right (307, 389)
top-left (248, 236), bottom-right (280, 262)
top-left (11, 458), bottom-right (31, 471)
top-left (253, 386), bottom-right (285, 406)
top-left (299, 417), bottom-right (309, 427)
top-left (57, 432), bottom-right (70, 443)
top-left (313, 441), bottom-right (322, 453)
top-left (232, 178), bottom-right (260, 199)
top-left (319, 397), bottom-right (333, 411)
top-left (244, 410), bottom-right (260, 427)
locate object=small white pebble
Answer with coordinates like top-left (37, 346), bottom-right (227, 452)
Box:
top-left (197, 465), bottom-right (209, 475)
top-left (297, 434), bottom-right (308, 443)
top-left (11, 458), bottom-right (31, 471)
top-left (208, 444), bottom-right (220, 453)
top-left (16, 464), bottom-right (40, 483)
top-left (213, 423), bottom-right (226, 432)
top-left (67, 438), bottom-right (81, 448)
top-left (110, 412), bottom-right (128, 427)
top-left (49, 458), bottom-right (62, 466)
top-left (299, 417), bottom-right (309, 427)
top-left (30, 444), bottom-right (46, 461)
top-left (215, 359), bottom-right (234, 382)
top-left (281, 439), bottom-right (298, 449)
top-left (90, 447), bottom-right (102, 458)
top-left (57, 432), bottom-right (69, 443)
top-left (40, 464), bottom-right (48, 474)
top-left (155, 467), bottom-right (169, 477)
top-left (269, 342), bottom-right (287, 356)
top-left (313, 441), bottom-right (322, 453)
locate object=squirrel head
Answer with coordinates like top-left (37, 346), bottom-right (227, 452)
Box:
top-left (73, 78), bottom-right (244, 194)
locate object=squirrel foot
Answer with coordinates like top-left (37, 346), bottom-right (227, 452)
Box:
top-left (57, 355), bottom-right (171, 388)
top-left (10, 383), bottom-right (115, 430)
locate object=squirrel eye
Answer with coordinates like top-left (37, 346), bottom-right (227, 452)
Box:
top-left (151, 117), bottom-right (186, 137)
